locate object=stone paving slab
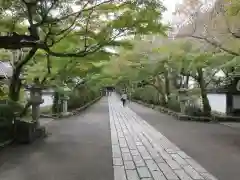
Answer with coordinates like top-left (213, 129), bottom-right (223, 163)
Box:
top-left (220, 122), bottom-right (240, 129)
top-left (39, 118), bottom-right (54, 126)
top-left (108, 95), bottom-right (218, 180)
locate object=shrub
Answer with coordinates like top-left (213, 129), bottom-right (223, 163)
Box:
top-left (68, 94), bottom-right (85, 110)
top-left (167, 97), bottom-right (181, 112)
top-left (131, 86), bottom-right (160, 105)
top-left (0, 104), bottom-right (16, 142)
top-left (68, 88), bottom-right (100, 110)
top-left (185, 104), bottom-right (205, 116)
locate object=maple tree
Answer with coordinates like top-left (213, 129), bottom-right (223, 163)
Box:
top-left (0, 0), bottom-right (167, 101)
top-left (173, 0), bottom-right (240, 56)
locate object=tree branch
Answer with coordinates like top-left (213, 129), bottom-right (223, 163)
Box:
top-left (16, 47), bottom-right (38, 70)
top-left (180, 69), bottom-right (198, 81)
top-left (40, 0), bottom-right (112, 25)
top-left (190, 35), bottom-right (240, 56)
top-left (45, 43), bottom-right (102, 57)
top-left (41, 54), bottom-right (52, 84)
top-left (0, 34), bottom-right (41, 49)
top-left (175, 29), bottom-right (240, 56)
top-left (45, 27), bottom-right (125, 57)
top-left (36, 0), bottom-right (58, 26)
top-left (205, 70), bottom-right (219, 87)
top-left (84, 8), bottom-right (94, 49)
top-left (174, 2), bottom-right (240, 56)
top-left (22, 0), bottom-right (34, 26)
top-left (51, 29), bottom-right (74, 46)
top-left (221, 9), bottom-right (240, 39)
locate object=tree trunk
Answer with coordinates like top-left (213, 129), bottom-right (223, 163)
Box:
top-left (159, 94), bottom-right (167, 106)
top-left (52, 91), bottom-right (62, 114)
top-left (155, 75), bottom-right (167, 106)
top-left (8, 47), bottom-right (37, 101)
top-left (0, 34), bottom-right (40, 49)
top-left (164, 69), bottom-right (170, 97)
top-left (8, 68), bottom-right (22, 101)
top-left (8, 48), bottom-right (37, 102)
top-left (197, 68), bottom-right (211, 116)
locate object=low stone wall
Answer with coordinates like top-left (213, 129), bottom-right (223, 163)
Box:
top-left (211, 115), bottom-right (240, 122)
top-left (132, 99), bottom-right (240, 123)
top-left (41, 96), bottom-right (102, 119)
top-left (70, 96), bottom-right (102, 116)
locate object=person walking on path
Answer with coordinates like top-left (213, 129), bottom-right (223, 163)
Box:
top-left (121, 92), bottom-right (127, 107)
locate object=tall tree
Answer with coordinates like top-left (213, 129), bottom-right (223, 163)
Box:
top-left (0, 0), bottom-right (167, 101)
top-left (173, 0), bottom-right (240, 56)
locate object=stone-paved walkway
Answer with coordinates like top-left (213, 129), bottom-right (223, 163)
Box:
top-left (108, 95), bottom-right (217, 180)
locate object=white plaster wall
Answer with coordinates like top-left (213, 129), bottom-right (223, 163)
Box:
top-left (207, 94), bottom-right (226, 113)
top-left (25, 91), bottom-right (53, 107)
top-left (41, 95), bottom-right (53, 107)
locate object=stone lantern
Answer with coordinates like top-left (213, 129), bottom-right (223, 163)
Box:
top-left (178, 88), bottom-right (188, 114)
top-left (60, 84), bottom-right (71, 116)
top-left (28, 77), bottom-right (44, 126)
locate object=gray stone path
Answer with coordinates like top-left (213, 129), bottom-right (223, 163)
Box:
top-left (220, 122), bottom-right (240, 129)
top-left (39, 118), bottom-right (54, 126)
top-left (0, 98), bottom-right (113, 180)
top-left (108, 95), bottom-right (217, 180)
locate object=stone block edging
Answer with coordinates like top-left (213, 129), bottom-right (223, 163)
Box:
top-left (41, 96), bottom-right (103, 119)
top-left (0, 139), bottom-right (14, 150)
top-left (132, 99), bottom-right (240, 122)
top-left (70, 96), bottom-right (103, 116)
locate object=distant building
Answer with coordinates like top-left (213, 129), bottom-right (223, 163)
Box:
top-left (0, 61), bottom-right (12, 77)
top-left (0, 61), bottom-right (12, 86)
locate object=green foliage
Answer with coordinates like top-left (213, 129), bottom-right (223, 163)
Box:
top-left (224, 0), bottom-right (240, 16)
top-left (0, 104), bottom-right (15, 122)
top-left (167, 95), bottom-right (181, 112)
top-left (0, 0), bottom-right (167, 52)
top-left (0, 99), bottom-right (24, 115)
top-left (0, 103), bottom-right (16, 142)
top-left (0, 83), bottom-right (8, 99)
top-left (185, 104), bottom-right (205, 117)
top-left (0, 0), bottom-right (168, 105)
top-left (103, 34), bottom-right (240, 116)
top-left (131, 87), bottom-right (160, 105)
top-left (68, 86), bottom-right (100, 110)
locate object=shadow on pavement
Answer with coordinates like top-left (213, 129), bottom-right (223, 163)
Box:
top-left (0, 98), bottom-right (113, 180)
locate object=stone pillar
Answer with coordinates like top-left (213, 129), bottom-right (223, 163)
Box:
top-left (59, 84), bottom-right (71, 117)
top-left (178, 88), bottom-right (188, 114)
top-left (61, 95), bottom-right (70, 116)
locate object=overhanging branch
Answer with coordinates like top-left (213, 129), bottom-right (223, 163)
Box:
top-left (36, 0), bottom-right (58, 26)
top-left (0, 34), bottom-right (42, 49)
top-left (174, 2), bottom-right (240, 56)
top-left (223, 18), bottom-right (240, 39)
top-left (190, 35), bottom-right (240, 56)
top-left (16, 47), bottom-right (38, 69)
top-left (205, 70), bottom-right (220, 87)
top-left (45, 43), bottom-right (103, 57)
top-left (175, 33), bottom-right (240, 56)
top-left (40, 0), bottom-right (112, 25)
top-left (44, 27), bottom-right (125, 57)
